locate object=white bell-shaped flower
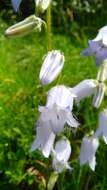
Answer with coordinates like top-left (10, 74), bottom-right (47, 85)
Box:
top-left (39, 85), bottom-right (79, 133)
top-left (93, 26), bottom-right (107, 46)
top-left (94, 109), bottom-right (107, 143)
top-left (72, 79), bottom-right (97, 104)
top-left (30, 118), bottom-right (55, 158)
top-left (35, 0), bottom-right (51, 11)
top-left (80, 136), bottom-right (99, 171)
top-left (52, 138), bottom-right (72, 173)
top-left (39, 50), bottom-right (65, 85)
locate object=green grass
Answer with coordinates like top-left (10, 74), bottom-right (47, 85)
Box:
top-left (0, 19), bottom-right (107, 190)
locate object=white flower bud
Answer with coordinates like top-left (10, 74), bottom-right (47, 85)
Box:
top-left (35, 0), bottom-right (51, 11)
top-left (92, 82), bottom-right (105, 108)
top-left (5, 15), bottom-right (45, 38)
top-left (39, 50), bottom-right (65, 85)
top-left (97, 59), bottom-right (107, 82)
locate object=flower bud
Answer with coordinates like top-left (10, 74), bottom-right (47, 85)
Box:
top-left (5, 15), bottom-right (45, 38)
top-left (97, 59), bottom-right (107, 82)
top-left (39, 50), bottom-right (65, 85)
top-left (92, 82), bottom-right (105, 108)
top-left (35, 0), bottom-right (51, 12)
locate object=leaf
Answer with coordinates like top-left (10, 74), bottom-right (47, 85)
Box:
top-left (11, 0), bottom-right (22, 12)
top-left (47, 172), bottom-right (59, 190)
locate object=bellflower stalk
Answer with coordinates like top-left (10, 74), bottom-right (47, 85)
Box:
top-left (80, 136), bottom-right (99, 171)
top-left (39, 50), bottom-right (65, 85)
top-left (52, 138), bottom-right (72, 173)
top-left (72, 79), bottom-right (98, 104)
top-left (94, 109), bottom-right (107, 144)
top-left (39, 85), bottom-right (80, 133)
top-left (5, 15), bottom-right (45, 38)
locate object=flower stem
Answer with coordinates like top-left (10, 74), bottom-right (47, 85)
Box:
top-left (46, 3), bottom-right (52, 51)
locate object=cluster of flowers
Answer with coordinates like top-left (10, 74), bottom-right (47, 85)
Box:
top-left (28, 34), bottom-right (107, 172)
top-left (6, 0), bottom-right (107, 174)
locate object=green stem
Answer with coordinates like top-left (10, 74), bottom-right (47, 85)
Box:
top-left (46, 4), bottom-right (52, 51)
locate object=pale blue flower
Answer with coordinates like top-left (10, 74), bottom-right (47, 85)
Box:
top-left (72, 79), bottom-right (97, 104)
top-left (80, 136), bottom-right (99, 171)
top-left (39, 50), bottom-right (65, 85)
top-left (52, 138), bottom-right (72, 173)
top-left (11, 0), bottom-right (22, 12)
top-left (82, 40), bottom-right (107, 65)
top-left (94, 109), bottom-right (107, 143)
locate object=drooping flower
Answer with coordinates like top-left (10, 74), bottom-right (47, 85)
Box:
top-left (35, 0), bottom-right (51, 12)
top-left (52, 138), bottom-right (72, 173)
top-left (39, 85), bottom-right (80, 133)
top-left (94, 109), bottom-right (107, 143)
top-left (39, 50), bottom-right (65, 85)
top-left (80, 136), bottom-right (99, 171)
top-left (93, 26), bottom-right (107, 46)
top-left (5, 15), bottom-right (45, 38)
top-left (30, 118), bottom-right (55, 158)
top-left (82, 40), bottom-right (107, 65)
top-left (72, 79), bottom-right (98, 104)
top-left (11, 0), bottom-right (22, 12)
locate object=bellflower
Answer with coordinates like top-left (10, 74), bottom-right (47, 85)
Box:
top-left (82, 40), bottom-right (107, 65)
top-left (11, 0), bottom-right (22, 12)
top-left (39, 50), bottom-right (65, 85)
top-left (35, 0), bottom-right (51, 11)
top-left (80, 136), bottom-right (99, 171)
top-left (93, 26), bottom-right (107, 46)
top-left (94, 109), bottom-right (107, 144)
top-left (5, 15), bottom-right (45, 38)
top-left (39, 85), bottom-right (80, 133)
top-left (52, 138), bottom-right (72, 173)
top-left (30, 118), bottom-right (55, 158)
top-left (72, 79), bottom-right (97, 104)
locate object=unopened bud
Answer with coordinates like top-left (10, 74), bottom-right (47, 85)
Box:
top-left (5, 15), bottom-right (45, 38)
top-left (92, 82), bottom-right (105, 108)
top-left (97, 59), bottom-right (107, 82)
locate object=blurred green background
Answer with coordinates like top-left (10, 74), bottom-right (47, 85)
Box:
top-left (0, 0), bottom-right (107, 190)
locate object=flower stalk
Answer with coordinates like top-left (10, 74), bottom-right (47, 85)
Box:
top-left (46, 3), bottom-right (52, 51)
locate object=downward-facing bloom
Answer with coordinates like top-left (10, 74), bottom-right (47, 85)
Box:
top-left (82, 40), bottom-right (107, 65)
top-left (80, 136), bottom-right (99, 171)
top-left (35, 0), bottom-right (51, 11)
top-left (30, 85), bottom-right (79, 158)
top-left (30, 118), bottom-right (55, 158)
top-left (5, 15), bottom-right (45, 38)
top-left (11, 0), bottom-right (22, 12)
top-left (39, 50), bottom-right (65, 85)
top-left (94, 109), bottom-right (107, 143)
top-left (72, 79), bottom-right (97, 104)
top-left (52, 138), bottom-right (72, 173)
top-left (39, 85), bottom-right (79, 133)
top-left (93, 26), bottom-right (107, 46)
